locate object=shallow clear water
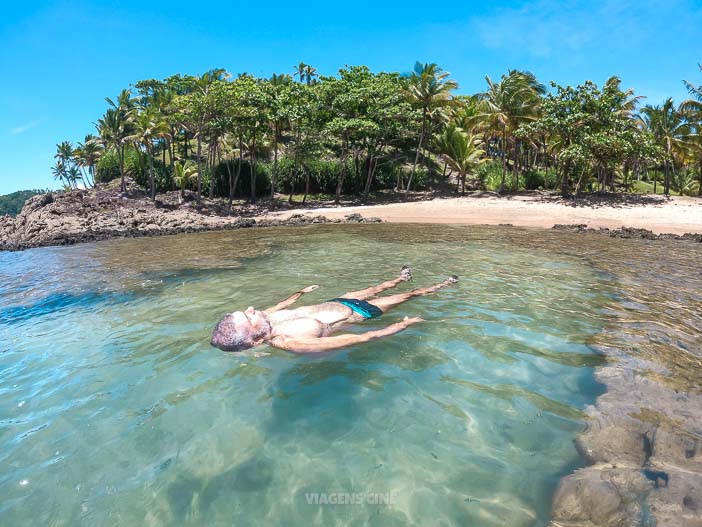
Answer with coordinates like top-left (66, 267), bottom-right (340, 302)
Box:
top-left (0, 224), bottom-right (698, 526)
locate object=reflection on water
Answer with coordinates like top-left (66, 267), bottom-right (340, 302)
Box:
top-left (0, 224), bottom-right (699, 526)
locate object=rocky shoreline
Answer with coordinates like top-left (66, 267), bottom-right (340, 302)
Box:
top-left (552, 223), bottom-right (702, 242)
top-left (0, 183), bottom-right (381, 252)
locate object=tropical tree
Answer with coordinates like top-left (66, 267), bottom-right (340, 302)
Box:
top-left (479, 70), bottom-right (545, 191)
top-left (640, 99), bottom-right (688, 195)
top-left (437, 124), bottom-right (486, 193)
top-left (405, 62), bottom-right (458, 191)
top-left (97, 89), bottom-right (137, 192)
top-left (682, 65), bottom-right (702, 195)
top-left (73, 135), bottom-right (103, 187)
top-left (173, 160), bottom-right (198, 200)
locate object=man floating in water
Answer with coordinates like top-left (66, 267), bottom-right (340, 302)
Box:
top-left (211, 266), bottom-right (458, 353)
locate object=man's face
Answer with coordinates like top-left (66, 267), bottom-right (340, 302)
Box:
top-left (235, 306), bottom-right (268, 335)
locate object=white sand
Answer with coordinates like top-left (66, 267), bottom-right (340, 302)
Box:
top-left (269, 194), bottom-right (702, 235)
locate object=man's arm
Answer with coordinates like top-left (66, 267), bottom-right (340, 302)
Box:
top-left (263, 285), bottom-right (319, 314)
top-left (269, 317), bottom-right (424, 353)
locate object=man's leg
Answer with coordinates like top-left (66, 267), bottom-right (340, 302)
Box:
top-left (339, 266), bottom-right (412, 300)
top-left (368, 276), bottom-right (458, 313)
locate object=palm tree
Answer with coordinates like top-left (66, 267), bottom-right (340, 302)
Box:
top-left (405, 62), bottom-right (458, 191)
top-left (54, 141), bottom-right (75, 188)
top-left (640, 99), bottom-right (688, 195)
top-left (73, 135), bottom-right (102, 187)
top-left (97, 89), bottom-right (136, 192)
top-left (51, 160), bottom-right (68, 189)
top-left (303, 64), bottom-right (318, 85)
top-left (478, 70), bottom-right (545, 192)
top-left (67, 165), bottom-right (84, 189)
top-left (682, 65), bottom-right (702, 195)
top-left (134, 108), bottom-right (169, 198)
top-left (437, 125), bottom-right (486, 193)
top-left (293, 62), bottom-right (317, 85)
top-left (173, 160), bottom-right (198, 200)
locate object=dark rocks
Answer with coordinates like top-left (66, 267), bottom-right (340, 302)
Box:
top-left (0, 185), bottom-right (384, 252)
top-left (552, 224), bottom-right (702, 242)
top-left (344, 213), bottom-right (382, 223)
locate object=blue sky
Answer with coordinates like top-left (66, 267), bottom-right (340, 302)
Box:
top-left (1, 0), bottom-right (701, 194)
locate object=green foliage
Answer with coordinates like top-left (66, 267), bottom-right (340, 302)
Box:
top-left (95, 147), bottom-right (144, 184)
top-left (520, 77), bottom-right (663, 194)
top-left (0, 190), bottom-right (48, 216)
top-left (475, 161), bottom-right (503, 191)
top-left (52, 63), bottom-right (702, 201)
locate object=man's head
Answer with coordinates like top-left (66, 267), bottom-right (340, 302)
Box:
top-left (211, 307), bottom-right (272, 352)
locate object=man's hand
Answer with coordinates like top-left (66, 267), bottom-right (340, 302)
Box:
top-left (300, 285), bottom-right (320, 293)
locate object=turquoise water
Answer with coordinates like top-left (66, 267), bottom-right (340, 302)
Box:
top-left (0, 224), bottom-right (612, 526)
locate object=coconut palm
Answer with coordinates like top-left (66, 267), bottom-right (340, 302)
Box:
top-left (173, 160), bottom-right (198, 200)
top-left (97, 89), bottom-right (137, 192)
top-left (640, 99), bottom-right (688, 195)
top-left (51, 160), bottom-right (68, 189)
top-left (682, 66), bottom-right (702, 195)
top-left (437, 125), bottom-right (486, 193)
top-left (73, 135), bottom-right (102, 187)
top-left (478, 70), bottom-right (545, 191)
top-left (293, 62), bottom-right (317, 85)
top-left (405, 62), bottom-right (458, 191)
top-left (134, 108), bottom-right (169, 198)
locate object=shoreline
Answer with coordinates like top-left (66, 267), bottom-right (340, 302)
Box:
top-left (1, 186), bottom-right (700, 252)
top-left (267, 193), bottom-right (702, 236)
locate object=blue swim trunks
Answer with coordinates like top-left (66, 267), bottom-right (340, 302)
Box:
top-left (327, 298), bottom-right (383, 319)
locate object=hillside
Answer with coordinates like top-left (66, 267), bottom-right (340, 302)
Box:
top-left (0, 189), bottom-right (48, 216)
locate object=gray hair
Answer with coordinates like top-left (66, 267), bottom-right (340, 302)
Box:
top-left (210, 313), bottom-right (270, 352)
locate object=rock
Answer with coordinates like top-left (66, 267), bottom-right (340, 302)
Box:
top-left (551, 224), bottom-right (702, 242)
top-left (551, 467), bottom-right (647, 527)
top-left (575, 417), bottom-right (651, 467)
top-left (0, 185), bottom-right (385, 251)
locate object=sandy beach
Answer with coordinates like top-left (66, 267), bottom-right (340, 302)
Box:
top-left (269, 193), bottom-right (702, 235)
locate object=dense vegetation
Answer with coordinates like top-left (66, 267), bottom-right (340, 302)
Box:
top-left (53, 63), bottom-right (702, 201)
top-left (0, 190), bottom-right (47, 216)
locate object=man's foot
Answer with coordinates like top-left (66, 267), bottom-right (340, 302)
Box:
top-left (447, 275), bottom-right (459, 284)
top-left (400, 265), bottom-right (412, 282)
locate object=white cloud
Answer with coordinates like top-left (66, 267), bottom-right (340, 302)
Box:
top-left (469, 0), bottom-right (688, 59)
top-left (9, 120), bottom-right (40, 135)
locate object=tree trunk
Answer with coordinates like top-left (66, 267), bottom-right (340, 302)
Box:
top-left (560, 162), bottom-right (569, 197)
top-left (149, 146), bottom-right (155, 199)
top-left (119, 145), bottom-right (126, 193)
top-left (270, 126), bottom-right (279, 200)
top-left (302, 169), bottom-right (310, 204)
top-left (196, 134), bottom-right (203, 199)
top-left (362, 156), bottom-right (378, 202)
top-left (335, 151), bottom-right (346, 204)
top-left (208, 144), bottom-right (214, 199)
top-left (406, 109), bottom-right (427, 192)
top-left (288, 174), bottom-right (295, 204)
top-left (500, 126), bottom-right (507, 192)
top-left (512, 140), bottom-right (519, 190)
top-left (226, 160), bottom-right (235, 212)
top-left (698, 161), bottom-right (702, 197)
top-left (250, 138), bottom-right (257, 203)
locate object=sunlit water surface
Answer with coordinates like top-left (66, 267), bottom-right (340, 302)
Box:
top-left (1, 224), bottom-right (700, 526)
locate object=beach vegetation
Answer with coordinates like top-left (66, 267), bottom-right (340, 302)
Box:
top-left (50, 63), bottom-right (702, 200)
